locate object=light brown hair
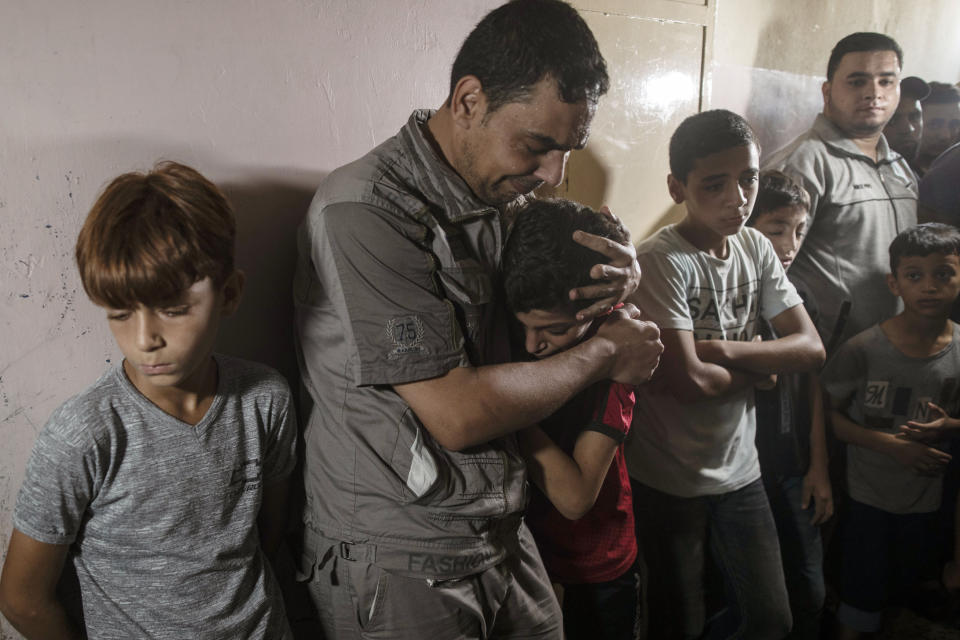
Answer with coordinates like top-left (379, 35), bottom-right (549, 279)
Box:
top-left (76, 161), bottom-right (235, 309)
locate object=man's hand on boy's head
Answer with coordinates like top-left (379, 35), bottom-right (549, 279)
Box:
top-left (900, 402), bottom-right (960, 443)
top-left (593, 304), bottom-right (663, 384)
top-left (569, 206), bottom-right (640, 321)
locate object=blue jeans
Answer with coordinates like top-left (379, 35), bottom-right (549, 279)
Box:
top-left (764, 474), bottom-right (825, 640)
top-left (633, 478), bottom-right (791, 639)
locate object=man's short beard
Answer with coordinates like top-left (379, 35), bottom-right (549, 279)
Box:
top-left (458, 137), bottom-right (510, 206)
top-left (827, 107), bottom-right (887, 138)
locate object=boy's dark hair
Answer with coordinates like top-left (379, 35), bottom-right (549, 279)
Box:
top-left (748, 170), bottom-right (811, 224)
top-left (503, 198), bottom-right (628, 314)
top-left (826, 32), bottom-right (902, 81)
top-left (924, 81), bottom-right (960, 105)
top-left (76, 161), bottom-right (236, 309)
top-left (669, 109), bottom-right (758, 184)
top-left (889, 223), bottom-right (960, 273)
top-left (900, 76), bottom-right (930, 101)
top-left (449, 0), bottom-right (609, 114)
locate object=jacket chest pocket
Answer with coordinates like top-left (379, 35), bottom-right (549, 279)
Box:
top-left (436, 267), bottom-right (492, 344)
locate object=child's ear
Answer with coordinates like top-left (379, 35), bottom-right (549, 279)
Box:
top-left (821, 80), bottom-right (831, 109)
top-left (886, 271), bottom-right (900, 297)
top-left (449, 75), bottom-right (487, 131)
top-left (667, 174), bottom-right (686, 204)
top-left (219, 270), bottom-right (245, 317)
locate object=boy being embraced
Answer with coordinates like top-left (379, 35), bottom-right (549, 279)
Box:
top-left (503, 199), bottom-right (641, 640)
top-left (749, 170), bottom-right (833, 640)
top-left (0, 162), bottom-right (296, 639)
top-left (626, 110), bottom-right (825, 639)
top-left (823, 222), bottom-right (960, 638)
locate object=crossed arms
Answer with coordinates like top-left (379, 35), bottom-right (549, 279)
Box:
top-left (652, 304), bottom-right (825, 403)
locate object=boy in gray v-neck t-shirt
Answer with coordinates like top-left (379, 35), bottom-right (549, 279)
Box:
top-left (0, 162), bottom-right (296, 639)
top-left (14, 355), bottom-right (296, 639)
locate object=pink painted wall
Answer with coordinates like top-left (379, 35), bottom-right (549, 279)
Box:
top-left (0, 3), bottom-right (500, 637)
top-left (2, 1), bottom-right (959, 637)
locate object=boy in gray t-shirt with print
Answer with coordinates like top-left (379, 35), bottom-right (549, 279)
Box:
top-left (824, 222), bottom-right (960, 638)
top-left (0, 162), bottom-right (296, 639)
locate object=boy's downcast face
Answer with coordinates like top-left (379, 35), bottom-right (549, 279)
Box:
top-left (105, 276), bottom-right (231, 400)
top-left (515, 307), bottom-right (592, 358)
top-left (752, 204), bottom-right (809, 270)
top-left (671, 143), bottom-right (760, 242)
top-left (888, 253), bottom-right (960, 319)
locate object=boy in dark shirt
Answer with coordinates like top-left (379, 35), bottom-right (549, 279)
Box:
top-left (750, 170), bottom-right (833, 640)
top-left (503, 198), bottom-right (640, 640)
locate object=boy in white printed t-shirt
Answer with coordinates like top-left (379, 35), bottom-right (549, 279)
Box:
top-left (0, 162), bottom-right (296, 639)
top-left (625, 110), bottom-right (826, 639)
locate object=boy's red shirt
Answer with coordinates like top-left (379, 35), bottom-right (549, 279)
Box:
top-left (525, 310), bottom-right (638, 584)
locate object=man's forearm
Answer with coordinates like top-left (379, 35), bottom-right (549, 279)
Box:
top-left (395, 335), bottom-right (614, 451)
top-left (397, 308), bottom-right (660, 451)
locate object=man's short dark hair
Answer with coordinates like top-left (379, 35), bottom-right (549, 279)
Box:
top-left (503, 198), bottom-right (628, 314)
top-left (889, 222), bottom-right (960, 273)
top-left (924, 82), bottom-right (960, 105)
top-left (749, 170), bottom-right (811, 223)
top-left (826, 32), bottom-right (903, 81)
top-left (449, 0), bottom-right (609, 114)
top-left (669, 109), bottom-right (758, 184)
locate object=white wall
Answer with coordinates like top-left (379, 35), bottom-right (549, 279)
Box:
top-left (2, 1), bottom-right (960, 637)
top-left (0, 2), bottom-right (500, 637)
top-left (711, 0), bottom-right (960, 156)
